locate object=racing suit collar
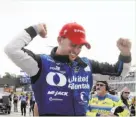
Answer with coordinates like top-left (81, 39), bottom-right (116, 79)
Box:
top-left (50, 47), bottom-right (87, 67)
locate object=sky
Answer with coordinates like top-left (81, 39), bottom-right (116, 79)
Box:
top-left (0, 0), bottom-right (135, 76)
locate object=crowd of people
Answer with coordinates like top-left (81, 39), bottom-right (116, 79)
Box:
top-left (33, 84), bottom-right (136, 117)
top-left (12, 92), bottom-right (35, 116)
top-left (4, 22), bottom-right (135, 116)
top-left (8, 85), bottom-right (135, 117)
top-left (87, 82), bottom-right (136, 117)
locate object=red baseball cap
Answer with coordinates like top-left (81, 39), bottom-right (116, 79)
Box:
top-left (59, 22), bottom-right (91, 49)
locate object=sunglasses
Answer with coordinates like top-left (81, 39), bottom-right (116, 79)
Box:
top-left (124, 92), bottom-right (130, 94)
top-left (96, 84), bottom-right (105, 87)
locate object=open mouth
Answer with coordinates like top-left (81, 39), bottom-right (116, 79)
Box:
top-left (69, 53), bottom-right (77, 59)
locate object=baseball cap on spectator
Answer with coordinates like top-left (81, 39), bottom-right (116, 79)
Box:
top-left (59, 22), bottom-right (91, 49)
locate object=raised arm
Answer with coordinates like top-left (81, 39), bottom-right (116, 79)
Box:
top-left (4, 24), bottom-right (47, 77)
top-left (91, 38), bottom-right (131, 81)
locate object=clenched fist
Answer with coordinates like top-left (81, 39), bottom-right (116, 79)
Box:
top-left (36, 23), bottom-right (47, 38)
top-left (117, 38), bottom-right (131, 56)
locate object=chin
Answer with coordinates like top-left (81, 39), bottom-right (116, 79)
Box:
top-left (69, 57), bottom-right (77, 61)
top-left (69, 55), bottom-right (77, 61)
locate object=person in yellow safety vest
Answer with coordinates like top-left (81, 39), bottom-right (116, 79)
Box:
top-left (86, 81), bottom-right (130, 117)
top-left (120, 87), bottom-right (131, 109)
top-left (130, 96), bottom-right (136, 116)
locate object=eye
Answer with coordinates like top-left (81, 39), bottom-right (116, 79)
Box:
top-left (79, 45), bottom-right (83, 49)
top-left (70, 44), bottom-right (83, 49)
top-left (71, 44), bottom-right (77, 48)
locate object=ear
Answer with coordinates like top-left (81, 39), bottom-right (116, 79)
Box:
top-left (57, 36), bottom-right (63, 45)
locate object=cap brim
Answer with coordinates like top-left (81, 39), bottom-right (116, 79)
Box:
top-left (84, 42), bottom-right (91, 49)
top-left (79, 40), bottom-right (91, 49)
top-left (71, 38), bottom-right (91, 49)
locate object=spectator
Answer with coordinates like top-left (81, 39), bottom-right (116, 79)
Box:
top-left (130, 96), bottom-right (136, 116)
top-left (120, 87), bottom-right (131, 109)
top-left (20, 93), bottom-right (27, 116)
top-left (109, 87), bottom-right (118, 95)
top-left (86, 81), bottom-right (130, 117)
top-left (29, 92), bottom-right (35, 116)
top-left (13, 94), bottom-right (18, 112)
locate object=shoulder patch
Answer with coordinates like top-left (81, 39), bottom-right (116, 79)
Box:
top-left (81, 57), bottom-right (89, 64)
top-left (81, 57), bottom-right (91, 72)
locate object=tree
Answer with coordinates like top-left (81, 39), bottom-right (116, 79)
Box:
top-left (16, 75), bottom-right (21, 79)
top-left (2, 72), bottom-right (17, 79)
